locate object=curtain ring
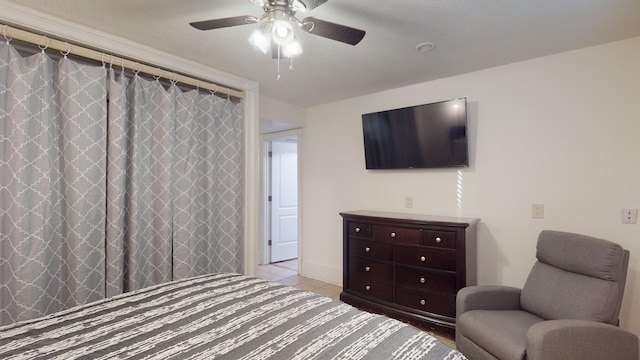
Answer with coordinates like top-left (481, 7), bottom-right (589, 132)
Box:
top-left (120, 58), bottom-right (125, 73)
top-left (109, 55), bottom-right (114, 69)
top-left (100, 53), bottom-right (106, 67)
top-left (2, 25), bottom-right (11, 43)
top-left (38, 36), bottom-right (49, 52)
top-left (133, 63), bottom-right (141, 76)
top-left (60, 43), bottom-right (71, 57)
top-left (153, 69), bottom-right (162, 81)
top-left (171, 73), bottom-right (178, 85)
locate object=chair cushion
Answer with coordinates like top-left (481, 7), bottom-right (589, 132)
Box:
top-left (536, 230), bottom-right (624, 281)
top-left (458, 310), bottom-right (544, 360)
top-left (521, 262), bottom-right (620, 324)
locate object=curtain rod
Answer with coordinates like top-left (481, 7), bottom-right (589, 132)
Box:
top-left (1, 23), bottom-right (245, 100)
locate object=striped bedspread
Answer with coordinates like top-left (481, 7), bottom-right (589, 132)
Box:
top-left (0, 273), bottom-right (466, 359)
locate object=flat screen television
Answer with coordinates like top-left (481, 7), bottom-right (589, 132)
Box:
top-left (361, 97), bottom-right (468, 169)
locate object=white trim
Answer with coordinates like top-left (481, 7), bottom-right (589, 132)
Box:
top-left (260, 129), bottom-right (303, 271)
top-left (244, 89), bottom-right (261, 277)
top-left (260, 139), bottom-right (271, 266)
top-left (300, 261), bottom-right (341, 286)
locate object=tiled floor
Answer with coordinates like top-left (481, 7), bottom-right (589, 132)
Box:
top-left (256, 259), bottom-right (456, 349)
top-left (256, 259), bottom-right (341, 301)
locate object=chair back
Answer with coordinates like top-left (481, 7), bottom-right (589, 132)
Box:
top-left (520, 230), bottom-right (629, 325)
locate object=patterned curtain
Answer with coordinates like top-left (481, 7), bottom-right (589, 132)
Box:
top-left (105, 70), bottom-right (175, 294)
top-left (0, 41), bottom-right (244, 324)
top-left (171, 84), bottom-right (244, 280)
top-left (0, 45), bottom-right (107, 324)
top-left (105, 69), bottom-right (244, 295)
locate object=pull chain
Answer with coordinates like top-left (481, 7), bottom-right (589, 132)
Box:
top-left (276, 45), bottom-right (281, 80)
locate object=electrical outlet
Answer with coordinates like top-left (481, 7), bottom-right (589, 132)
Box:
top-left (622, 208), bottom-right (637, 224)
top-left (405, 196), bottom-right (413, 208)
top-left (531, 204), bottom-right (544, 219)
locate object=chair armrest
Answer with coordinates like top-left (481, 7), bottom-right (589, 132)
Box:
top-left (456, 285), bottom-right (522, 319)
top-left (527, 319), bottom-right (639, 360)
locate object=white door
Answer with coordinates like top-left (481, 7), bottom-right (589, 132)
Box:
top-left (270, 139), bottom-right (298, 262)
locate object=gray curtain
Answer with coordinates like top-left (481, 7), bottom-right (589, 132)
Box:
top-left (105, 70), bottom-right (244, 295)
top-left (0, 45), bottom-right (107, 324)
top-left (172, 84), bottom-right (245, 280)
top-left (105, 71), bottom-right (175, 294)
top-left (0, 41), bottom-right (244, 325)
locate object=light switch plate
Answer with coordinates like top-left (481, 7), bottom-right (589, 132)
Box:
top-left (531, 204), bottom-right (544, 219)
top-left (405, 196), bottom-right (413, 208)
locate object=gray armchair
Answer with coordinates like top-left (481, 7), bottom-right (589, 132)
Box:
top-left (456, 230), bottom-right (638, 360)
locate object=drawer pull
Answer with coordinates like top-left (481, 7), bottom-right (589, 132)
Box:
top-left (365, 247), bottom-right (371, 253)
top-left (420, 277), bottom-right (426, 284)
top-left (420, 299), bottom-right (426, 306)
top-left (365, 266), bottom-right (371, 272)
top-left (365, 285), bottom-right (371, 291)
top-left (435, 237), bottom-right (442, 243)
top-left (420, 256), bottom-right (426, 262)
top-left (355, 227), bottom-right (361, 233)
top-left (390, 232), bottom-right (396, 238)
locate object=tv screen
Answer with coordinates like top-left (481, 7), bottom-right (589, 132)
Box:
top-left (362, 97), bottom-right (468, 169)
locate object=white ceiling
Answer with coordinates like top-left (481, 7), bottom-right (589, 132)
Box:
top-left (5, 0), bottom-right (640, 108)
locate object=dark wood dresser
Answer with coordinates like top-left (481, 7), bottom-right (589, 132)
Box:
top-left (340, 210), bottom-right (479, 336)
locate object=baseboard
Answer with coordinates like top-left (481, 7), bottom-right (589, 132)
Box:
top-left (300, 261), bottom-right (342, 286)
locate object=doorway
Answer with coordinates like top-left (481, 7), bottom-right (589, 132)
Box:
top-left (262, 130), bottom-right (301, 265)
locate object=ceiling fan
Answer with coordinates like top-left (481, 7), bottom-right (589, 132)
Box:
top-left (190, 0), bottom-right (366, 60)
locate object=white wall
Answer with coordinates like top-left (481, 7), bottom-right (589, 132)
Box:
top-left (259, 94), bottom-right (306, 133)
top-left (300, 36), bottom-right (640, 336)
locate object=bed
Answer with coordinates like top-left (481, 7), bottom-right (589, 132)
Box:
top-left (0, 273), bottom-right (466, 359)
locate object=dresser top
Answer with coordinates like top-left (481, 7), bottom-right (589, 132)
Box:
top-left (340, 210), bottom-right (480, 227)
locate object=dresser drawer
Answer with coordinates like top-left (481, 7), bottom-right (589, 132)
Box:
top-left (349, 238), bottom-right (393, 261)
top-left (395, 287), bottom-right (456, 317)
top-left (372, 225), bottom-right (421, 245)
top-left (348, 274), bottom-right (393, 302)
top-left (394, 246), bottom-right (456, 271)
top-left (349, 256), bottom-right (393, 280)
top-left (348, 221), bottom-right (371, 238)
top-left (395, 266), bottom-right (456, 294)
top-left (422, 230), bottom-right (457, 249)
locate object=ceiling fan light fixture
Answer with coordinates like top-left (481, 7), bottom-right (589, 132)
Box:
top-left (248, 22), bottom-right (272, 54)
top-left (282, 37), bottom-right (303, 58)
top-left (191, 0), bottom-right (364, 78)
top-left (272, 19), bottom-right (294, 45)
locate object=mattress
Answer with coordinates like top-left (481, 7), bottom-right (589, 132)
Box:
top-left (0, 273), bottom-right (466, 359)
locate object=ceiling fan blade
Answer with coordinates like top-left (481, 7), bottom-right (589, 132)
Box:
top-left (190, 16), bottom-right (258, 31)
top-left (301, 17), bottom-right (365, 45)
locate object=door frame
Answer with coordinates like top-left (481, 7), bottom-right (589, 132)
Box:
top-left (260, 129), bottom-right (303, 266)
